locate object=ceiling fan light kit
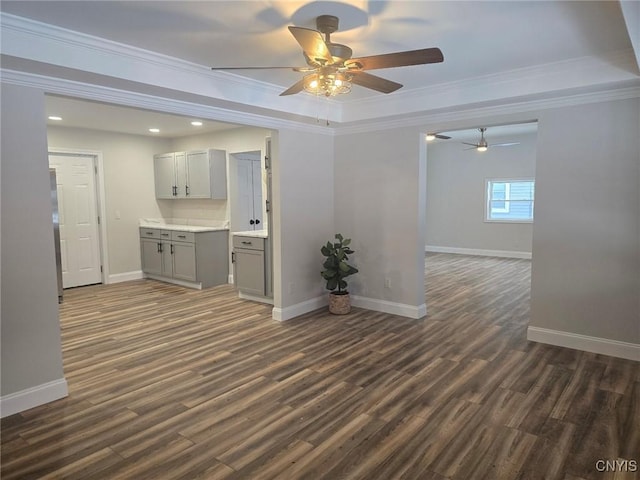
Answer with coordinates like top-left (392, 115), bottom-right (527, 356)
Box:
top-left (211, 14), bottom-right (444, 98)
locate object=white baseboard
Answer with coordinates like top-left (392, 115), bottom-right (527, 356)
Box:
top-left (108, 270), bottom-right (144, 284)
top-left (1, 378), bottom-right (68, 418)
top-left (527, 326), bottom-right (640, 361)
top-left (272, 296), bottom-right (327, 322)
top-left (425, 245), bottom-right (532, 260)
top-left (272, 295), bottom-right (427, 322)
top-left (351, 295), bottom-right (427, 319)
top-left (239, 291), bottom-right (274, 305)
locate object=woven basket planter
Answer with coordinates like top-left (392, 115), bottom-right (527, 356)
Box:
top-left (328, 292), bottom-right (351, 315)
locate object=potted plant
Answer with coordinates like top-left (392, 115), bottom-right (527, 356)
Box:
top-left (321, 233), bottom-right (359, 314)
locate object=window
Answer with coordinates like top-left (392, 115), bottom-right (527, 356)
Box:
top-left (486, 178), bottom-right (534, 222)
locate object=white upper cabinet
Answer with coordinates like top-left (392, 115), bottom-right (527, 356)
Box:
top-left (153, 149), bottom-right (227, 199)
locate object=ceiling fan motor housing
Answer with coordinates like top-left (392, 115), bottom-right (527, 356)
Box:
top-left (316, 15), bottom-right (339, 35)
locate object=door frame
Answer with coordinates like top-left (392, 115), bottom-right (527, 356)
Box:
top-left (48, 147), bottom-right (109, 285)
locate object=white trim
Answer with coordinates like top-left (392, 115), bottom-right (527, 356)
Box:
top-left (108, 270), bottom-right (144, 284)
top-left (238, 292), bottom-right (274, 305)
top-left (272, 296), bottom-right (327, 322)
top-left (228, 274), bottom-right (234, 284)
top-left (527, 326), bottom-right (640, 361)
top-left (337, 84), bottom-right (640, 135)
top-left (351, 296), bottom-right (427, 320)
top-left (425, 245), bottom-right (532, 260)
top-left (1, 69), bottom-right (334, 135)
top-left (1, 378), bottom-right (68, 418)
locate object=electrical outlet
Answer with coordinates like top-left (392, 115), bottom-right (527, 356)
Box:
top-left (384, 277), bottom-right (392, 289)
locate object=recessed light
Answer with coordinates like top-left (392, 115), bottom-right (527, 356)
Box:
top-left (191, 121), bottom-right (203, 126)
top-left (48, 116), bottom-right (63, 121)
top-left (149, 128), bottom-right (160, 133)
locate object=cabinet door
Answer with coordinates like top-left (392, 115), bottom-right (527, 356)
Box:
top-left (161, 241), bottom-right (173, 276)
top-left (172, 241), bottom-right (197, 281)
top-left (186, 150), bottom-right (211, 198)
top-left (174, 152), bottom-right (187, 198)
top-left (141, 238), bottom-right (163, 275)
top-left (154, 153), bottom-right (176, 199)
top-left (234, 248), bottom-right (265, 296)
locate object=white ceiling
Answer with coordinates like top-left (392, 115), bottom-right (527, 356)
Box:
top-left (2, 1), bottom-right (637, 136)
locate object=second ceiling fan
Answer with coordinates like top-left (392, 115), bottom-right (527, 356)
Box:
top-left (463, 128), bottom-right (520, 152)
top-left (211, 15), bottom-right (444, 97)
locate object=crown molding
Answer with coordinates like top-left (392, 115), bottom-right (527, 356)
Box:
top-left (340, 49), bottom-right (640, 123)
top-left (0, 69), bottom-right (334, 135)
top-left (4, 12), bottom-right (638, 128)
top-left (0, 13), bottom-right (342, 123)
top-left (335, 83), bottom-right (640, 135)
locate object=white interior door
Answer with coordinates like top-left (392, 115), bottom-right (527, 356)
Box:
top-left (236, 153), bottom-right (262, 231)
top-left (49, 154), bottom-right (102, 288)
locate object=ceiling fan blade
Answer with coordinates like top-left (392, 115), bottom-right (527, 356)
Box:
top-left (350, 71), bottom-right (403, 94)
top-left (279, 78), bottom-right (306, 96)
top-left (346, 48), bottom-right (443, 71)
top-left (461, 142), bottom-right (479, 147)
top-left (211, 66), bottom-right (303, 70)
top-left (288, 26), bottom-right (333, 65)
top-left (490, 142), bottom-right (521, 147)
top-left (435, 134), bottom-right (451, 140)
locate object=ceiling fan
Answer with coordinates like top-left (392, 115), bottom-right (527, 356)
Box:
top-left (426, 133), bottom-right (451, 141)
top-left (211, 15), bottom-right (444, 97)
top-left (462, 128), bottom-right (520, 152)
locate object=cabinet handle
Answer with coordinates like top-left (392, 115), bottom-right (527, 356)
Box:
top-left (249, 219), bottom-right (255, 225)
top-left (172, 186), bottom-right (177, 196)
top-left (255, 219), bottom-right (261, 225)
top-left (231, 252), bottom-right (236, 263)
top-left (170, 244), bottom-right (174, 254)
top-left (157, 242), bottom-right (161, 253)
top-left (178, 235), bottom-right (186, 239)
top-left (241, 241), bottom-right (252, 245)
top-left (185, 185), bottom-right (190, 196)
top-left (146, 231), bottom-right (154, 235)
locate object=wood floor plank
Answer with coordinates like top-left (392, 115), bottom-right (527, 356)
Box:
top-left (2, 253), bottom-right (638, 480)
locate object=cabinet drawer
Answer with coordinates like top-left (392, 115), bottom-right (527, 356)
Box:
top-left (158, 230), bottom-right (172, 240)
top-left (140, 228), bottom-right (160, 239)
top-left (233, 236), bottom-right (264, 251)
top-left (171, 230), bottom-right (195, 243)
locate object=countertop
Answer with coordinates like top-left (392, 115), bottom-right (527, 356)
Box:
top-left (232, 229), bottom-right (269, 238)
top-left (139, 222), bottom-right (229, 233)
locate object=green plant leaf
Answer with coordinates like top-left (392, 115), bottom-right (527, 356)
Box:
top-left (321, 245), bottom-right (331, 256)
top-left (338, 279), bottom-right (347, 290)
top-left (327, 277), bottom-right (338, 291)
top-left (339, 261), bottom-right (350, 272)
top-left (342, 238), bottom-right (351, 246)
top-left (335, 233), bottom-right (343, 241)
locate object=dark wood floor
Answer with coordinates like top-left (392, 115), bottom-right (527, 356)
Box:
top-left (2, 254), bottom-right (638, 479)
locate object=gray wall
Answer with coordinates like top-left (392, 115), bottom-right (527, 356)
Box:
top-left (271, 128), bottom-right (334, 311)
top-left (426, 131), bottom-right (536, 254)
top-left (1, 84), bottom-right (66, 396)
top-left (334, 127), bottom-right (426, 310)
top-left (530, 98), bottom-right (640, 343)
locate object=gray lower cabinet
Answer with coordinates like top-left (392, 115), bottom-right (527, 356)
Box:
top-left (140, 227), bottom-right (228, 288)
top-left (233, 235), bottom-right (268, 297)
